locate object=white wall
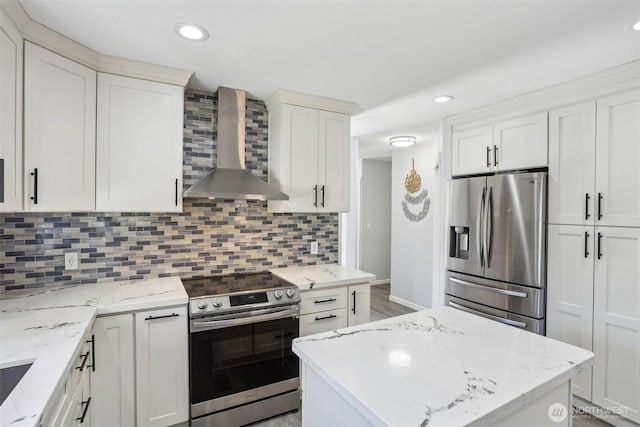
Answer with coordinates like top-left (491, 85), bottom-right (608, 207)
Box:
top-left (390, 141), bottom-right (437, 309)
top-left (359, 159), bottom-right (391, 282)
top-left (341, 138), bottom-right (360, 268)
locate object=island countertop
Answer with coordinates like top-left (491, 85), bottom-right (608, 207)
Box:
top-left (293, 307), bottom-right (594, 427)
top-left (0, 277), bottom-right (188, 427)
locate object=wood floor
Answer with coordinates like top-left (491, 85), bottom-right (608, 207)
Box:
top-left (370, 283), bottom-right (415, 321)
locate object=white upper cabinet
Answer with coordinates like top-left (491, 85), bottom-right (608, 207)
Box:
top-left (267, 90), bottom-right (356, 213)
top-left (592, 227), bottom-right (640, 424)
top-left (546, 224), bottom-right (594, 401)
top-left (0, 10), bottom-right (22, 212)
top-left (492, 112), bottom-right (548, 171)
top-left (24, 42), bottom-right (97, 211)
top-left (451, 125), bottom-right (493, 176)
top-left (451, 112), bottom-right (548, 177)
top-left (96, 73), bottom-right (183, 212)
top-left (596, 89), bottom-right (640, 227)
top-left (548, 102), bottom-right (596, 225)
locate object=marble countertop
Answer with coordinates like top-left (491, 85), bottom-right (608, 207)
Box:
top-left (0, 277), bottom-right (187, 427)
top-left (270, 264), bottom-right (375, 290)
top-left (293, 307), bottom-right (594, 427)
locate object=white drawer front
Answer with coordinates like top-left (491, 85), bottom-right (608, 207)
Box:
top-left (300, 287), bottom-right (348, 315)
top-left (299, 309), bottom-right (348, 337)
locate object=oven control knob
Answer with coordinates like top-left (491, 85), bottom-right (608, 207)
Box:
top-left (286, 289), bottom-right (296, 299)
top-left (274, 290), bottom-right (283, 300)
top-left (197, 300), bottom-right (208, 310)
top-left (212, 298), bottom-right (223, 308)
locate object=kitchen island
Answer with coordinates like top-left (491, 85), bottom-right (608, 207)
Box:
top-left (293, 307), bottom-right (593, 427)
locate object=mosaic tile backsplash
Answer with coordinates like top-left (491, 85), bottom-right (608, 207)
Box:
top-left (0, 89), bottom-right (338, 290)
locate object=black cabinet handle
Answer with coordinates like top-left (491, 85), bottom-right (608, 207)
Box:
top-left (313, 185), bottom-right (318, 207)
top-left (76, 351), bottom-right (90, 371)
top-left (585, 194), bottom-right (590, 220)
top-left (597, 232), bottom-right (603, 260)
top-left (584, 232), bottom-right (590, 258)
top-left (144, 313), bottom-right (179, 321)
top-left (87, 335), bottom-right (95, 371)
top-left (314, 298), bottom-right (336, 304)
top-left (351, 290), bottom-right (356, 314)
top-left (0, 158), bottom-right (4, 203)
top-left (174, 178), bottom-right (178, 206)
top-left (486, 147), bottom-right (490, 168)
top-left (321, 185), bottom-right (325, 208)
top-left (493, 145), bottom-right (499, 166)
top-left (77, 397), bottom-right (91, 423)
top-left (598, 193), bottom-right (603, 220)
top-left (315, 314), bottom-right (337, 321)
top-left (30, 168), bottom-right (38, 205)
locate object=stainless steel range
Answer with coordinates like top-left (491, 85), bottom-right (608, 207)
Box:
top-left (182, 272), bottom-right (301, 427)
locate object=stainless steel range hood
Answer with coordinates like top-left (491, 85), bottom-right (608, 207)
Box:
top-left (183, 87), bottom-right (288, 201)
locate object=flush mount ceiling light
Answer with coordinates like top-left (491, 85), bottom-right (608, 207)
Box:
top-left (433, 95), bottom-right (454, 103)
top-left (633, 20), bottom-right (640, 31)
top-left (389, 136), bottom-right (416, 148)
top-left (176, 23), bottom-right (210, 41)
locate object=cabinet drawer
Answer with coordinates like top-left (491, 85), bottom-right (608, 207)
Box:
top-left (70, 332), bottom-right (94, 388)
top-left (300, 287), bottom-right (348, 315)
top-left (299, 309), bottom-right (347, 337)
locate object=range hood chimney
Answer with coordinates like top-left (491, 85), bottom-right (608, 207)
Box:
top-left (183, 87), bottom-right (288, 201)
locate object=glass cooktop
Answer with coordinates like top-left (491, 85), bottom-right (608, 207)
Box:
top-left (181, 272), bottom-right (293, 298)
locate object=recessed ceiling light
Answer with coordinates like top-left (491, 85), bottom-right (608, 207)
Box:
top-left (633, 20), bottom-right (640, 31)
top-left (433, 95), bottom-right (454, 103)
top-left (176, 23), bottom-right (209, 41)
top-left (389, 136), bottom-right (416, 148)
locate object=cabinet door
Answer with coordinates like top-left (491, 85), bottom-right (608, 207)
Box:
top-left (546, 225), bottom-right (594, 400)
top-left (284, 105), bottom-right (319, 212)
top-left (596, 89), bottom-right (640, 227)
top-left (592, 227), bottom-right (640, 424)
top-left (299, 309), bottom-right (348, 337)
top-left (493, 112), bottom-right (548, 171)
top-left (347, 283), bottom-right (370, 326)
top-left (135, 307), bottom-right (189, 427)
top-left (548, 102), bottom-right (596, 226)
top-left (91, 315), bottom-right (135, 427)
top-left (451, 125), bottom-right (493, 176)
top-left (0, 13), bottom-right (22, 211)
top-left (24, 42), bottom-right (96, 211)
top-left (318, 111), bottom-right (350, 212)
top-left (97, 73), bottom-right (183, 212)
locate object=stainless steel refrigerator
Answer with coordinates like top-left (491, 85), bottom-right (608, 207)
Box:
top-left (445, 171), bottom-right (547, 334)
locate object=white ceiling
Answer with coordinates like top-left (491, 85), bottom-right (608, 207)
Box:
top-left (20, 0), bottom-right (640, 158)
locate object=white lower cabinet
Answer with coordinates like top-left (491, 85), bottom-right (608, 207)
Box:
top-left (135, 307), bottom-right (189, 427)
top-left (91, 314), bottom-right (135, 427)
top-left (548, 225), bottom-right (640, 424)
top-left (592, 227), bottom-right (640, 424)
top-left (299, 283), bottom-right (371, 337)
top-left (91, 306), bottom-right (188, 427)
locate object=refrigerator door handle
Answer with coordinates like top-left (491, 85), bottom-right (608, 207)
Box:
top-left (478, 188), bottom-right (485, 267)
top-left (448, 301), bottom-right (527, 329)
top-left (483, 186), bottom-right (493, 268)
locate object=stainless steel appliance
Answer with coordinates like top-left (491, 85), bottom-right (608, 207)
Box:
top-left (182, 272), bottom-right (301, 427)
top-left (445, 171), bottom-right (547, 334)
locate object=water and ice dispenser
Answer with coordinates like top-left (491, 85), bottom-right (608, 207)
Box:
top-left (449, 226), bottom-right (469, 260)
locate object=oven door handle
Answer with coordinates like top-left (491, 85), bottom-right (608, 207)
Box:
top-left (191, 306), bottom-right (299, 331)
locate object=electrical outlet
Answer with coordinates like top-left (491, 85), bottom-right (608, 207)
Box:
top-left (65, 252), bottom-right (79, 270)
top-left (310, 241), bottom-right (319, 255)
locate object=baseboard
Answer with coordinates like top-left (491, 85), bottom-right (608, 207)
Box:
top-left (370, 279), bottom-right (390, 286)
top-left (573, 396), bottom-right (639, 427)
top-left (389, 295), bottom-right (427, 311)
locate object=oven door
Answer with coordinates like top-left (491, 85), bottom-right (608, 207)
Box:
top-left (190, 305), bottom-right (300, 418)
